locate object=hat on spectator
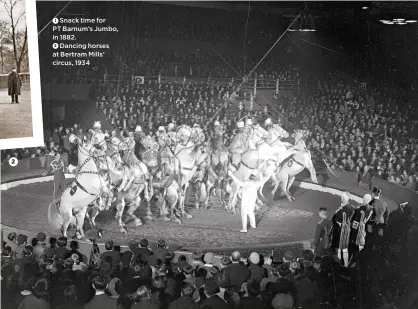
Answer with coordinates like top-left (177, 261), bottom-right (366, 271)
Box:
top-left (249, 252), bottom-right (260, 264)
top-left (135, 125), bottom-right (142, 132)
top-left (220, 256), bottom-right (232, 267)
top-left (214, 121), bottom-right (220, 126)
top-left (372, 187), bottom-right (382, 196)
top-left (264, 118), bottom-right (272, 125)
top-left (36, 232), bottom-right (46, 242)
top-left (283, 250), bottom-right (295, 261)
top-left (93, 121), bottom-right (101, 129)
top-left (204, 277), bottom-right (220, 295)
top-left (204, 252), bottom-right (215, 264)
top-left (237, 121), bottom-right (244, 128)
top-left (107, 278), bottom-right (121, 298)
top-left (17, 234), bottom-right (27, 245)
top-left (121, 251), bottom-right (133, 266)
top-left (158, 126), bottom-right (165, 132)
top-left (157, 239), bottom-right (166, 247)
top-left (140, 239), bottom-right (148, 247)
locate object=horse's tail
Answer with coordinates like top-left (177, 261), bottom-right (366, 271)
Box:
top-left (48, 200), bottom-right (64, 230)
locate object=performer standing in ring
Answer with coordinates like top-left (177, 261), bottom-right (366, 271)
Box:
top-left (43, 152), bottom-right (67, 201)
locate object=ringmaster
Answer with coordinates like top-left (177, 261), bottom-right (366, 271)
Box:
top-left (8, 67), bottom-right (22, 104)
top-left (43, 152), bottom-right (67, 201)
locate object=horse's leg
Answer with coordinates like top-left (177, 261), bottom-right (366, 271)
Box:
top-left (90, 207), bottom-right (100, 227)
top-left (286, 175), bottom-right (296, 202)
top-left (61, 211), bottom-right (72, 238)
top-left (142, 183), bottom-right (153, 221)
top-left (74, 207), bottom-right (87, 239)
top-left (167, 187), bottom-right (182, 224)
top-left (282, 175), bottom-right (293, 202)
top-left (127, 192), bottom-right (143, 227)
top-left (180, 182), bottom-right (192, 219)
top-left (204, 179), bottom-right (214, 210)
top-left (228, 182), bottom-right (240, 214)
top-left (194, 180), bottom-right (201, 210)
top-left (115, 195), bottom-right (127, 234)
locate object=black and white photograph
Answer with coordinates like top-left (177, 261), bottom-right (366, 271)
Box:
top-left (1, 1), bottom-right (418, 309)
top-left (0, 0), bottom-right (42, 147)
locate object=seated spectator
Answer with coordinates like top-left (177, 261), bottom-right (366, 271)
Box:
top-left (168, 283), bottom-right (198, 309)
top-left (17, 278), bottom-right (50, 309)
top-left (223, 251), bottom-right (250, 292)
top-left (33, 232), bottom-right (47, 261)
top-left (55, 237), bottom-right (71, 261)
top-left (238, 278), bottom-right (266, 309)
top-left (131, 285), bottom-right (159, 309)
top-left (44, 237), bottom-right (57, 259)
top-left (200, 277), bottom-right (229, 309)
top-left (247, 252), bottom-right (266, 280)
top-left (190, 251), bottom-right (204, 270)
top-left (100, 241), bottom-right (121, 269)
top-left (84, 275), bottom-right (118, 309)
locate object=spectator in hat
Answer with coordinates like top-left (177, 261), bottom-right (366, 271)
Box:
top-left (168, 283), bottom-right (198, 309)
top-left (182, 264), bottom-right (196, 288)
top-left (219, 256), bottom-right (232, 271)
top-left (33, 232), bottom-right (47, 260)
top-left (223, 251), bottom-right (250, 292)
top-left (131, 285), bottom-right (159, 309)
top-left (55, 237), bottom-right (71, 261)
top-left (15, 234), bottom-right (28, 259)
top-left (44, 237), bottom-right (57, 259)
top-left (248, 252), bottom-right (266, 280)
top-left (17, 278), bottom-right (50, 309)
top-left (101, 241), bottom-right (121, 269)
top-left (200, 277), bottom-right (229, 309)
top-left (190, 251), bottom-right (204, 270)
top-left (239, 278), bottom-right (265, 309)
top-left (154, 240), bottom-right (169, 262)
top-left (198, 252), bottom-right (216, 275)
top-left (84, 275), bottom-right (117, 309)
top-left (6, 232), bottom-right (18, 253)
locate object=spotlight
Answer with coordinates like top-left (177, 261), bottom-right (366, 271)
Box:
top-left (398, 22), bottom-right (407, 25)
top-left (393, 18), bottom-right (405, 21)
top-left (362, 6), bottom-right (368, 10)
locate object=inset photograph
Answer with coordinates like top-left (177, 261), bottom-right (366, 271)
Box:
top-left (0, 0), bottom-right (43, 148)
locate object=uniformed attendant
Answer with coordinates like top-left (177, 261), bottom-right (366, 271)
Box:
top-left (332, 191), bottom-right (355, 267)
top-left (366, 187), bottom-right (388, 248)
top-left (348, 194), bottom-right (373, 265)
top-left (43, 152), bottom-right (66, 201)
top-left (313, 207), bottom-right (333, 257)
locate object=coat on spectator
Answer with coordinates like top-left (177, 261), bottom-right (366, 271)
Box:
top-left (223, 263), bottom-right (251, 292)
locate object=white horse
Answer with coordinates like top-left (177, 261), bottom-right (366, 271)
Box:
top-left (48, 134), bottom-right (110, 239)
top-left (270, 148), bottom-right (318, 202)
top-left (174, 125), bottom-right (207, 218)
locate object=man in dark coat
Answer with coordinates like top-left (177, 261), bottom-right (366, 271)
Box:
top-left (222, 251), bottom-right (250, 292)
top-left (366, 187), bottom-right (388, 248)
top-left (8, 67), bottom-right (22, 104)
top-left (313, 207), bottom-right (333, 257)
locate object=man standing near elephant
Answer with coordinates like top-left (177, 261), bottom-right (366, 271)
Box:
top-left (8, 67), bottom-right (22, 104)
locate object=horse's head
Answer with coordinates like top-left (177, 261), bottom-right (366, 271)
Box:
top-left (177, 126), bottom-right (192, 145)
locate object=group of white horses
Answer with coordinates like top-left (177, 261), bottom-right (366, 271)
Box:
top-left (48, 122), bottom-right (318, 239)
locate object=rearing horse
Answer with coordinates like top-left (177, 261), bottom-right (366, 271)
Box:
top-left (48, 134), bottom-right (110, 239)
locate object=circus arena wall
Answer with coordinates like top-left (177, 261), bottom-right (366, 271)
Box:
top-left (2, 154), bottom-right (417, 264)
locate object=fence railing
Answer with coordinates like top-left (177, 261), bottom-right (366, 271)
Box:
top-left (42, 73), bottom-right (305, 91)
top-left (0, 73), bottom-right (30, 89)
top-left (1, 154), bottom-right (69, 176)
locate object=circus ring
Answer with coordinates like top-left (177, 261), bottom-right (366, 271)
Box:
top-left (1, 157), bottom-right (413, 262)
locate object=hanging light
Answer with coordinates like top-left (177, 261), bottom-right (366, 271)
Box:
top-left (397, 22), bottom-right (407, 25)
top-left (393, 18), bottom-right (405, 21)
top-left (405, 20), bottom-right (417, 23)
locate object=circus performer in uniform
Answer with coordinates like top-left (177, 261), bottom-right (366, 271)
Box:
top-left (348, 193), bottom-right (373, 265)
top-left (90, 121), bottom-right (108, 153)
top-left (119, 129), bottom-right (138, 192)
top-left (227, 169), bottom-right (271, 233)
top-left (313, 207), bottom-right (333, 257)
top-left (331, 191), bottom-right (355, 267)
top-left (43, 152), bottom-right (67, 201)
top-left (214, 120), bottom-right (224, 137)
top-left (366, 187), bottom-right (388, 248)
